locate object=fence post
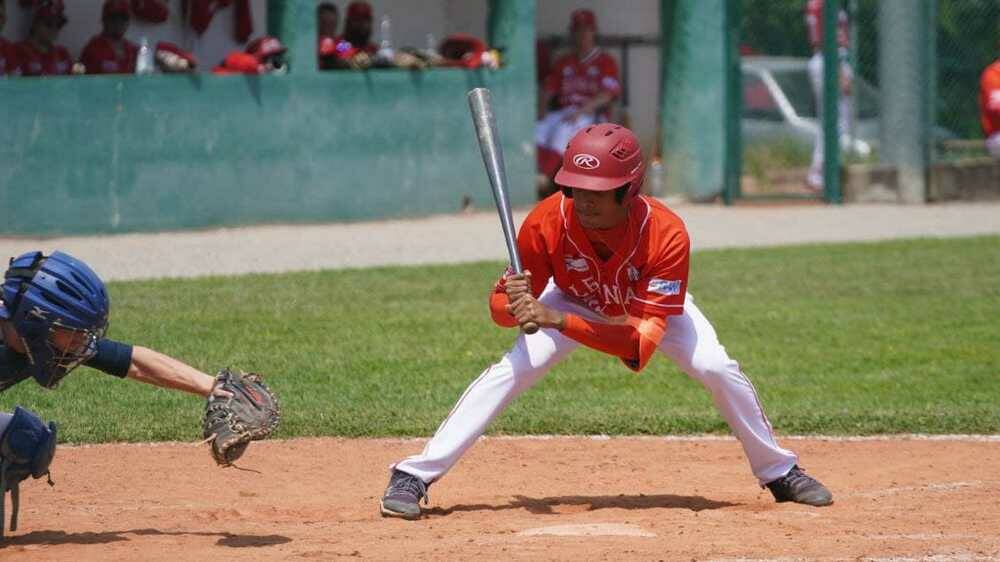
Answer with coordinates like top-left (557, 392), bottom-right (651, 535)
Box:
top-left (822, 0), bottom-right (843, 203)
top-left (879, 0), bottom-right (929, 203)
top-left (268, 0), bottom-right (316, 74)
top-left (722, 0), bottom-right (742, 205)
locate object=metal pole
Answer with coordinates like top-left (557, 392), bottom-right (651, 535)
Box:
top-left (822, 0), bottom-right (842, 203)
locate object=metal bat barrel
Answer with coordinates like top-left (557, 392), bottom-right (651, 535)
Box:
top-left (467, 87), bottom-right (523, 274)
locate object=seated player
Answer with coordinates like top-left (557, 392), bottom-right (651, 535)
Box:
top-left (13, 0), bottom-right (75, 77)
top-left (380, 125), bottom-right (834, 520)
top-left (79, 0), bottom-right (138, 75)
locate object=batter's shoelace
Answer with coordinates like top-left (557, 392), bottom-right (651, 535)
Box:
top-left (389, 472), bottom-right (429, 505)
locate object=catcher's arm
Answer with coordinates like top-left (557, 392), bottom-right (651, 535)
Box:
top-left (126, 347), bottom-right (229, 398)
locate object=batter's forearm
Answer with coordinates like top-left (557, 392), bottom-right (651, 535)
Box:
top-left (126, 346), bottom-right (215, 397)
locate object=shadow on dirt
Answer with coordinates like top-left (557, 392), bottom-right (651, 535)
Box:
top-left (425, 493), bottom-right (739, 517)
top-left (0, 528), bottom-right (292, 548)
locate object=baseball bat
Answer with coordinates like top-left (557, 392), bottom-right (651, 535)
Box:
top-left (467, 87), bottom-right (539, 335)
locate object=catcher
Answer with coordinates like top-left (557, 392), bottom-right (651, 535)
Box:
top-left (0, 250), bottom-right (279, 536)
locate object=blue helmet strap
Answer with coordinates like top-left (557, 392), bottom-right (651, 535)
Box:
top-left (5, 252), bottom-right (46, 320)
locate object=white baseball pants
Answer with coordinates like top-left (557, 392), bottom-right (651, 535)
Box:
top-left (394, 283), bottom-right (798, 486)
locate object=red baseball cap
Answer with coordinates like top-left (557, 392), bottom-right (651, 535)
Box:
top-left (346, 1), bottom-right (372, 21)
top-left (103, 0), bottom-right (130, 18)
top-left (555, 124), bottom-right (645, 202)
top-left (33, 0), bottom-right (67, 27)
top-left (246, 36), bottom-right (287, 61)
top-left (570, 9), bottom-right (597, 31)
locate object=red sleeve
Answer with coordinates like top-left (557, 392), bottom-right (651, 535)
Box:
top-left (561, 313), bottom-right (667, 372)
top-left (489, 207), bottom-right (554, 328)
top-left (628, 229), bottom-right (690, 319)
top-left (597, 55), bottom-right (621, 98)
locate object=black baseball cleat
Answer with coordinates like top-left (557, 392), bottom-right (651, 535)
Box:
top-left (766, 465), bottom-right (833, 507)
top-left (380, 469), bottom-right (429, 520)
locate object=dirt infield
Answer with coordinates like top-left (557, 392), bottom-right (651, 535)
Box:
top-left (3, 436), bottom-right (998, 561)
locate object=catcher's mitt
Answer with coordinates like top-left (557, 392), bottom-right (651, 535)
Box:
top-left (202, 369), bottom-right (280, 467)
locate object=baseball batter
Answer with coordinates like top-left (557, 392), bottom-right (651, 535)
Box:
top-left (380, 124), bottom-right (833, 520)
top-left (0, 251), bottom-right (278, 536)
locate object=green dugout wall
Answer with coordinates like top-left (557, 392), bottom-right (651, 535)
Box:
top-left (0, 0), bottom-right (535, 235)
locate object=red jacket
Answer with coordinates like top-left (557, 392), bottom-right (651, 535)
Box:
top-left (14, 40), bottom-right (73, 76)
top-left (0, 37), bottom-right (18, 76)
top-left (80, 34), bottom-right (139, 75)
top-left (980, 60), bottom-right (1000, 137)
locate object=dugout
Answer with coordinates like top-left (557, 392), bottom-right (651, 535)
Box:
top-left (0, 0), bottom-right (535, 235)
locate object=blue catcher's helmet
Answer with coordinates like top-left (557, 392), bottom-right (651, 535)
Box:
top-left (0, 251), bottom-right (109, 389)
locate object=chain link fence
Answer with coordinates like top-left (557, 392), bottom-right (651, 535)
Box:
top-left (734, 0), bottom-right (999, 197)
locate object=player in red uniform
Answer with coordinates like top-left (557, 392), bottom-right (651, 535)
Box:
top-left (80, 0), bottom-right (139, 75)
top-left (980, 38), bottom-right (1000, 157)
top-left (14, 0), bottom-right (74, 77)
top-left (379, 124), bottom-right (834, 520)
top-left (804, 0), bottom-right (857, 191)
top-left (536, 10), bottom-right (621, 194)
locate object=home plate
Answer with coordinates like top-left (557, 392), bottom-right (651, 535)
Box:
top-left (518, 523), bottom-right (656, 537)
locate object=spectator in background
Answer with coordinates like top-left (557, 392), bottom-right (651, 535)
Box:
top-left (804, 0), bottom-right (853, 191)
top-left (535, 9), bottom-right (621, 198)
top-left (341, 2), bottom-right (376, 54)
top-left (1, 0), bottom-right (17, 76)
top-left (980, 38), bottom-right (1000, 158)
top-left (80, 0), bottom-right (138, 75)
top-left (317, 2), bottom-right (340, 70)
top-left (14, 0), bottom-right (76, 77)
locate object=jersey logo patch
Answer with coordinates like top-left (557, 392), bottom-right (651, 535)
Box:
top-left (647, 278), bottom-right (682, 296)
top-left (573, 154), bottom-right (601, 170)
top-left (627, 265), bottom-right (640, 281)
top-left (564, 256), bottom-right (589, 272)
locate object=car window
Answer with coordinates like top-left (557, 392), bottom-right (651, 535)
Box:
top-left (771, 69), bottom-right (818, 119)
top-left (772, 67), bottom-right (879, 120)
top-left (742, 73), bottom-right (784, 121)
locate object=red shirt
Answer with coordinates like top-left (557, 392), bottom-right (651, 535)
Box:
top-left (14, 40), bottom-right (73, 76)
top-left (543, 48), bottom-right (621, 110)
top-left (980, 60), bottom-right (1000, 137)
top-left (493, 193), bottom-right (690, 371)
top-left (804, 0), bottom-right (849, 51)
top-left (80, 34), bottom-right (138, 75)
top-left (0, 38), bottom-right (18, 76)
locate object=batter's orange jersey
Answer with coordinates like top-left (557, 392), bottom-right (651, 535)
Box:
top-left (980, 59), bottom-right (1000, 137)
top-left (493, 193), bottom-right (690, 371)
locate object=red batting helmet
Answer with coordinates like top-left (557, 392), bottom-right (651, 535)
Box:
top-left (554, 124), bottom-right (645, 204)
top-left (245, 36), bottom-right (286, 61)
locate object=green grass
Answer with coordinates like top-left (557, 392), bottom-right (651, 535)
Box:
top-left (3, 236), bottom-right (999, 442)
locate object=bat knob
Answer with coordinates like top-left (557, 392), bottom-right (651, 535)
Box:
top-left (522, 322), bottom-right (540, 335)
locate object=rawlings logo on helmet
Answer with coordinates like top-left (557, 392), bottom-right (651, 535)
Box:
top-left (573, 154), bottom-right (601, 170)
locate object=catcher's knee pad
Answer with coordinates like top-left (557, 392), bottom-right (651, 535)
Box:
top-left (1, 406), bottom-right (57, 536)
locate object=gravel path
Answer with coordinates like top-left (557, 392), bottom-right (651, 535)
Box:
top-left (1, 201), bottom-right (997, 281)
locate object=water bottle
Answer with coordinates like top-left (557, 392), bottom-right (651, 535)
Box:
top-left (135, 36), bottom-right (154, 75)
top-left (376, 14), bottom-right (395, 65)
